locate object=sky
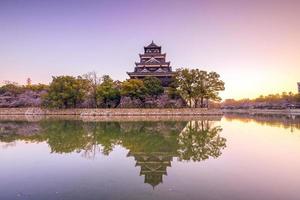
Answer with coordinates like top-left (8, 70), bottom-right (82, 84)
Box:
top-left (0, 0), bottom-right (299, 100)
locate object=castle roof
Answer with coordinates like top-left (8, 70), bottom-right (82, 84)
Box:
top-left (128, 41), bottom-right (174, 87)
top-left (145, 41), bottom-right (161, 49)
top-left (145, 57), bottom-right (161, 64)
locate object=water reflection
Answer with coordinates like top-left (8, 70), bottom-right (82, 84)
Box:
top-left (178, 121), bottom-right (226, 161)
top-left (0, 119), bottom-right (226, 187)
top-left (225, 113), bottom-right (300, 132)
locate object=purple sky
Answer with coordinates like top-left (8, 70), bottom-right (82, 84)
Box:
top-left (1, 0), bottom-right (299, 99)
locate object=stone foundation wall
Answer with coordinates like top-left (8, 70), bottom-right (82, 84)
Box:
top-left (0, 107), bottom-right (223, 116)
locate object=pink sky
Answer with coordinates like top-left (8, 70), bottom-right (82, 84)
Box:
top-left (0, 0), bottom-right (299, 99)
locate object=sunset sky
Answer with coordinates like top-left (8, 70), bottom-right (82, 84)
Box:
top-left (0, 0), bottom-right (299, 100)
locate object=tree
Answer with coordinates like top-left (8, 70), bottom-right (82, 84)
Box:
top-left (44, 76), bottom-right (90, 108)
top-left (174, 68), bottom-right (225, 108)
top-left (0, 82), bottom-right (25, 95)
top-left (143, 77), bottom-right (164, 96)
top-left (174, 68), bottom-right (196, 107)
top-left (120, 79), bottom-right (146, 99)
top-left (194, 70), bottom-right (225, 108)
top-left (166, 78), bottom-right (181, 99)
top-left (83, 71), bottom-right (101, 107)
top-left (25, 83), bottom-right (49, 92)
top-left (96, 75), bottom-right (120, 108)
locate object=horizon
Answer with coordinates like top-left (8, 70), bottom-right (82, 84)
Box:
top-left (1, 0), bottom-right (299, 100)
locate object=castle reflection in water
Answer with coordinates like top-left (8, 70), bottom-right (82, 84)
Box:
top-left (0, 118), bottom-right (227, 188)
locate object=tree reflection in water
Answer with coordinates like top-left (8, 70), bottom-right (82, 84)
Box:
top-left (177, 121), bottom-right (226, 161)
top-left (0, 119), bottom-right (226, 187)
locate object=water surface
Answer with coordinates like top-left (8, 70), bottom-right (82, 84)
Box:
top-left (0, 115), bottom-right (300, 200)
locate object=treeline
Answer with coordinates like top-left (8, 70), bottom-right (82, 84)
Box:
top-left (222, 92), bottom-right (300, 109)
top-left (0, 68), bottom-right (225, 108)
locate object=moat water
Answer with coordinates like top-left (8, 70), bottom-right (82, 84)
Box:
top-left (0, 115), bottom-right (300, 200)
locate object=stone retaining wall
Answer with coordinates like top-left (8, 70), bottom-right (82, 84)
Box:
top-left (0, 115), bottom-right (223, 122)
top-left (0, 107), bottom-right (223, 116)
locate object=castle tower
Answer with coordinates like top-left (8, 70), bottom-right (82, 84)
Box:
top-left (127, 41), bottom-right (175, 87)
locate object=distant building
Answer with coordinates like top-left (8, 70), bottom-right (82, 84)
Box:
top-left (26, 78), bottom-right (32, 86)
top-left (127, 41), bottom-right (175, 87)
top-left (298, 82), bottom-right (300, 93)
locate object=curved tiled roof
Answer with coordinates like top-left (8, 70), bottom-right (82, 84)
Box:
top-left (145, 57), bottom-right (161, 64)
top-left (145, 41), bottom-right (160, 48)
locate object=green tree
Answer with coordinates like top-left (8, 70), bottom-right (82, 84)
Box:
top-left (44, 76), bottom-right (89, 108)
top-left (167, 78), bottom-right (181, 99)
top-left (194, 70), bottom-right (225, 108)
top-left (174, 68), bottom-right (225, 108)
top-left (174, 68), bottom-right (196, 107)
top-left (120, 79), bottom-right (146, 99)
top-left (25, 83), bottom-right (49, 92)
top-left (143, 77), bottom-right (164, 96)
top-left (0, 82), bottom-right (25, 95)
top-left (96, 75), bottom-right (120, 108)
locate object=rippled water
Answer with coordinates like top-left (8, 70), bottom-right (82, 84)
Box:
top-left (0, 115), bottom-right (300, 200)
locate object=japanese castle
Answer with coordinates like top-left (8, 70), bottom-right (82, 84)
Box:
top-left (127, 41), bottom-right (175, 87)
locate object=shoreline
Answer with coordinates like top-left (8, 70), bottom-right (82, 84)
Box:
top-left (0, 107), bottom-right (223, 116)
top-left (1, 108), bottom-right (300, 118)
top-left (0, 115), bottom-right (223, 122)
top-left (223, 109), bottom-right (300, 116)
